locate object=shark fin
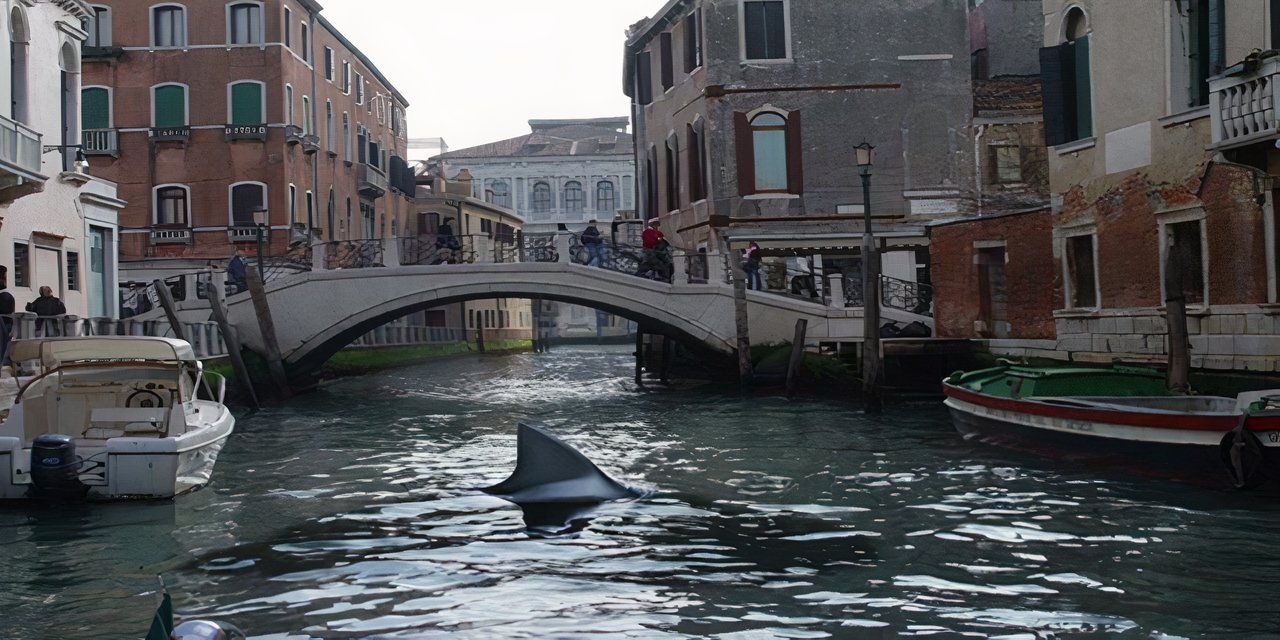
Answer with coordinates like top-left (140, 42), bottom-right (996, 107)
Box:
top-left (483, 423), bottom-right (638, 505)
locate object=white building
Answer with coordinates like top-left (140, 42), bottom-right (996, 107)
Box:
top-left (0, 0), bottom-right (123, 318)
top-left (409, 137), bottom-right (448, 165)
top-left (434, 118), bottom-right (637, 340)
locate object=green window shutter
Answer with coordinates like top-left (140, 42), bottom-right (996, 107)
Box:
top-left (153, 85), bottom-right (186, 128)
top-left (81, 88), bottom-right (109, 130)
top-left (230, 83), bottom-right (262, 125)
top-left (1073, 36), bottom-right (1093, 140)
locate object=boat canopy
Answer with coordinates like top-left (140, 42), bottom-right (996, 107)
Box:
top-left (9, 337), bottom-right (198, 368)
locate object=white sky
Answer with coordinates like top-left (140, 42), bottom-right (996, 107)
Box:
top-left (320, 0), bottom-right (660, 151)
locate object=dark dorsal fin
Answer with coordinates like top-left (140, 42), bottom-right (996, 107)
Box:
top-left (483, 423), bottom-right (638, 504)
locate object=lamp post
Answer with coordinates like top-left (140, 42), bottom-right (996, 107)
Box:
top-left (253, 206), bottom-right (269, 266)
top-left (43, 145), bottom-right (89, 173)
top-left (855, 142), bottom-right (883, 412)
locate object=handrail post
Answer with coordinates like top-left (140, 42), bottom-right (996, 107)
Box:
top-left (673, 252), bottom-right (688, 285)
top-left (383, 237), bottom-right (401, 267)
top-left (827, 274), bottom-right (846, 309)
top-left (312, 242), bottom-right (327, 271)
top-left (554, 233), bottom-right (572, 264)
top-left (707, 251), bottom-right (728, 285)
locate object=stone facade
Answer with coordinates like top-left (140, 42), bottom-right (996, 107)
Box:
top-left (81, 0), bottom-right (413, 269)
top-left (0, 0), bottom-right (124, 318)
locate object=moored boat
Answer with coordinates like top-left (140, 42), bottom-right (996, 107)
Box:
top-left (0, 337), bottom-right (235, 501)
top-left (942, 364), bottom-right (1280, 488)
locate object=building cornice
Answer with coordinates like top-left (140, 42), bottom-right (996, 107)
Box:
top-left (44, 0), bottom-right (93, 20)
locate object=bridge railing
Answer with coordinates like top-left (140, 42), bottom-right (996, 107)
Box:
top-left (324, 239), bottom-right (386, 270)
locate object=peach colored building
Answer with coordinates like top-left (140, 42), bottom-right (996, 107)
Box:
top-left (80, 0), bottom-right (413, 270)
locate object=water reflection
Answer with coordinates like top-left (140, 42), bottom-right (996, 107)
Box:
top-left (0, 346), bottom-right (1278, 638)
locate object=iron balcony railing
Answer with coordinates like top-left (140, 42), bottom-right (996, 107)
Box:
top-left (0, 114), bottom-right (43, 177)
top-left (82, 128), bottom-right (119, 156)
top-left (358, 163), bottom-right (388, 198)
top-left (842, 274), bottom-right (934, 317)
top-left (150, 228), bottom-right (192, 245)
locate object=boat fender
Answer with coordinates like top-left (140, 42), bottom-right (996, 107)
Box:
top-left (29, 434), bottom-right (88, 499)
top-left (1219, 413), bottom-right (1267, 490)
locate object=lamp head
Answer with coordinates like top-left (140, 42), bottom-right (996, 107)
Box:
top-left (73, 149), bottom-right (89, 173)
top-left (253, 206), bottom-right (269, 227)
top-left (854, 141), bottom-right (876, 175)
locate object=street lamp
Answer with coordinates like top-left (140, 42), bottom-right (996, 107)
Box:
top-left (43, 145), bottom-right (89, 173)
top-left (854, 141), bottom-right (882, 412)
top-left (253, 205), bottom-right (269, 267)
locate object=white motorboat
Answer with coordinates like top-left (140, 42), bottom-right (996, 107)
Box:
top-left (0, 337), bottom-right (234, 501)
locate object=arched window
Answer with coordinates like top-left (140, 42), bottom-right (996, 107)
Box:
top-left (1044, 7), bottom-right (1093, 145)
top-left (489, 180), bottom-right (511, 208)
top-left (532, 181), bottom-right (552, 213)
top-left (325, 100), bottom-right (334, 152)
top-left (151, 4), bottom-right (186, 47)
top-left (299, 21), bottom-right (310, 63)
top-left (230, 182), bottom-right (266, 226)
top-left (564, 181), bottom-right (585, 213)
top-left (228, 81), bottom-right (263, 125)
top-left (10, 6), bottom-right (28, 123)
top-left (152, 84), bottom-right (187, 128)
top-left (342, 112), bottom-right (351, 162)
top-left (154, 185), bottom-right (190, 226)
top-left (750, 112), bottom-right (788, 192)
top-left (81, 87), bottom-right (110, 130)
top-left (227, 2), bottom-right (263, 44)
top-left (284, 84), bottom-right (294, 126)
top-left (301, 95), bottom-right (311, 134)
top-left (596, 180), bottom-right (615, 212)
top-left (327, 188), bottom-right (335, 235)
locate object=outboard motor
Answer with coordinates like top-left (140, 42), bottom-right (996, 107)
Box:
top-left (29, 434), bottom-right (87, 498)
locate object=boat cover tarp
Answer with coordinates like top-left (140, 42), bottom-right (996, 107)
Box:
top-left (10, 337), bottom-right (197, 367)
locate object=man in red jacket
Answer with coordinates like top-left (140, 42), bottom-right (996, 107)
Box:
top-left (636, 219), bottom-right (671, 281)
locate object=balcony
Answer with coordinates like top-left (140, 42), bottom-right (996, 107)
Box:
top-left (225, 124), bottom-right (267, 142)
top-left (301, 134), bottom-right (321, 155)
top-left (82, 129), bottom-right (119, 156)
top-left (227, 226), bottom-right (262, 243)
top-left (358, 163), bottom-right (388, 199)
top-left (1210, 55), bottom-right (1280, 150)
top-left (149, 126), bottom-right (190, 143)
top-left (285, 125), bottom-right (304, 145)
top-left (0, 114), bottom-right (47, 204)
top-left (150, 228), bottom-right (192, 245)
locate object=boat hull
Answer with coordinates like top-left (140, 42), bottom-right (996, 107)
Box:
top-left (944, 388), bottom-right (1280, 489)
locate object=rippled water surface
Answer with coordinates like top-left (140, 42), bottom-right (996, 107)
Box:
top-left (3, 346), bottom-right (1279, 639)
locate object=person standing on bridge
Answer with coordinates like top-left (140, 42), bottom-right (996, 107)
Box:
top-left (227, 249), bottom-right (248, 294)
top-left (743, 242), bottom-right (763, 290)
top-left (581, 220), bottom-right (604, 267)
top-left (26, 286), bottom-right (66, 336)
top-left (436, 217), bottom-right (462, 264)
top-left (635, 219), bottom-right (672, 282)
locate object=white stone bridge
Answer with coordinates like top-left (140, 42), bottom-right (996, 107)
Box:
top-left (147, 235), bottom-right (934, 382)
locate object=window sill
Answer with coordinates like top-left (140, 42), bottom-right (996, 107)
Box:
top-left (1159, 105), bottom-right (1210, 128)
top-left (743, 193), bottom-right (800, 201)
top-left (1054, 137), bottom-right (1097, 155)
top-left (741, 58), bottom-right (794, 65)
top-left (1054, 308), bottom-right (1102, 318)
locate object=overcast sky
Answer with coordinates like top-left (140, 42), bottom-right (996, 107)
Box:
top-left (320, 0), bottom-right (659, 151)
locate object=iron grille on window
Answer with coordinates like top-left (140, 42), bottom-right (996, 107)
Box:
top-left (13, 243), bottom-right (29, 288)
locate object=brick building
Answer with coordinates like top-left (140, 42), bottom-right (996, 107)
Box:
top-left (80, 0), bottom-right (414, 275)
top-left (952, 1), bottom-right (1280, 372)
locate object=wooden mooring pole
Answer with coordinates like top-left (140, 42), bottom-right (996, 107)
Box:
top-left (634, 331), bottom-right (644, 386)
top-left (208, 280), bottom-right (260, 409)
top-left (786, 319), bottom-right (809, 398)
top-left (246, 266), bottom-right (292, 399)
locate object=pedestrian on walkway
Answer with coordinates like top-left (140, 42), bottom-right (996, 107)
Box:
top-left (227, 249), bottom-right (248, 294)
top-left (26, 286), bottom-right (66, 336)
top-left (436, 218), bottom-right (462, 264)
top-left (635, 219), bottom-right (672, 282)
top-left (744, 242), bottom-right (763, 290)
top-left (581, 220), bottom-right (604, 267)
top-left (0, 267), bottom-right (13, 364)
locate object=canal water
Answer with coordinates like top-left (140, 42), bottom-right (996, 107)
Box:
top-left (2, 346), bottom-right (1278, 638)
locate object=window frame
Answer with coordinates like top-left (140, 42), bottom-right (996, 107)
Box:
top-left (1157, 208), bottom-right (1210, 309)
top-left (226, 79), bottom-right (266, 125)
top-left (86, 4), bottom-right (111, 47)
top-left (684, 9), bottom-right (703, 74)
top-left (990, 144), bottom-right (1024, 185)
top-left (1058, 226), bottom-right (1101, 311)
top-left (66, 251), bottom-right (80, 292)
top-left (564, 180), bottom-right (585, 213)
top-left (595, 180), bottom-right (616, 212)
top-left (738, 0), bottom-right (792, 63)
top-left (149, 3), bottom-right (188, 48)
top-left (284, 83), bottom-right (294, 126)
top-left (81, 85), bottom-right (112, 130)
top-left (299, 21), bottom-right (310, 64)
top-left (12, 242), bottom-right (29, 289)
top-left (282, 6), bottom-right (291, 48)
top-left (665, 134), bottom-right (680, 211)
top-left (531, 181), bottom-right (552, 213)
top-left (150, 82), bottom-right (189, 128)
top-left (228, 181), bottom-right (268, 227)
top-left (341, 60), bottom-right (351, 94)
top-left (323, 46), bottom-right (334, 81)
top-left (489, 180), bottom-right (512, 208)
top-left (748, 111), bottom-right (788, 193)
top-left (152, 183), bottom-right (192, 227)
top-left (226, 1), bottom-right (264, 46)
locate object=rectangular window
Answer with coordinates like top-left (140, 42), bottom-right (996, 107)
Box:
top-left (1041, 36), bottom-right (1093, 146)
top-left (660, 32), bottom-right (674, 91)
top-left (1167, 220), bottom-right (1206, 305)
top-left (972, 48), bottom-right (989, 81)
top-left (87, 6), bottom-right (111, 47)
top-left (283, 7), bottom-right (291, 47)
top-left (229, 82), bottom-right (263, 125)
top-left (13, 243), bottom-right (28, 288)
top-left (743, 0), bottom-right (787, 60)
top-left (81, 88), bottom-right (110, 130)
top-left (306, 191), bottom-right (315, 227)
top-left (300, 22), bottom-right (310, 62)
top-left (665, 137), bottom-right (680, 211)
top-left (324, 47), bottom-right (334, 81)
top-left (66, 252), bottom-right (80, 292)
top-left (153, 85), bottom-right (186, 128)
top-left (342, 61), bottom-right (351, 93)
top-left (1066, 234), bottom-right (1098, 309)
top-left (356, 74), bottom-right (365, 104)
top-left (992, 145), bottom-right (1022, 184)
top-left (153, 6), bottom-right (186, 47)
top-left (635, 51), bottom-right (653, 105)
top-left (156, 186), bottom-right (189, 225)
top-left (301, 95), bottom-right (311, 134)
top-left (288, 185), bottom-right (296, 223)
top-left (684, 10), bottom-right (702, 73)
top-left (228, 3), bottom-right (262, 45)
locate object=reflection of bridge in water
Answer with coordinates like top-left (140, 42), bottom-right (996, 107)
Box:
top-left (114, 233), bottom-right (934, 385)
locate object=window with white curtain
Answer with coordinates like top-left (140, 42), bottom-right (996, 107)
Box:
top-left (228, 3), bottom-right (262, 44)
top-left (152, 5), bottom-right (186, 47)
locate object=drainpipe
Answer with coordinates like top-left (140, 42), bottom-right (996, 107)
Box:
top-left (307, 9), bottom-right (319, 236)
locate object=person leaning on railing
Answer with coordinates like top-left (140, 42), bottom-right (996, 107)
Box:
top-left (581, 220), bottom-right (604, 267)
top-left (26, 286), bottom-right (65, 336)
top-left (0, 266), bottom-right (13, 365)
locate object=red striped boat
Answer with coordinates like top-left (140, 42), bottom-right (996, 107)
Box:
top-left (942, 365), bottom-right (1280, 489)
